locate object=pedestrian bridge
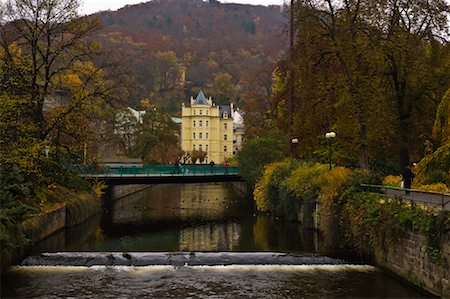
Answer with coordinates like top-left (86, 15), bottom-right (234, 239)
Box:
top-left (70, 164), bottom-right (243, 185)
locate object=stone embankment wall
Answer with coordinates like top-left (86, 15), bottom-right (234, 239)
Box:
top-left (373, 231), bottom-right (450, 298)
top-left (23, 195), bottom-right (101, 243)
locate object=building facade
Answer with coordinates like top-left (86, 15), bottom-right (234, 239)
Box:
top-left (181, 91), bottom-right (234, 164)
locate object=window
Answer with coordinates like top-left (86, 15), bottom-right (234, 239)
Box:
top-left (224, 123), bottom-right (227, 130)
top-left (206, 110), bottom-right (209, 115)
top-left (193, 120), bottom-right (196, 127)
top-left (206, 144), bottom-right (208, 151)
top-left (199, 144), bottom-right (203, 151)
top-left (223, 111), bottom-right (228, 119)
top-left (193, 110), bottom-right (196, 115)
top-left (200, 110), bottom-right (202, 115)
top-left (193, 144), bottom-right (196, 150)
top-left (206, 133), bottom-right (208, 139)
top-left (206, 120), bottom-right (209, 127)
top-left (224, 134), bottom-right (227, 141)
top-left (224, 146), bottom-right (227, 152)
top-left (199, 132), bottom-right (203, 139)
top-left (193, 133), bottom-right (196, 139)
top-left (199, 120), bottom-right (203, 127)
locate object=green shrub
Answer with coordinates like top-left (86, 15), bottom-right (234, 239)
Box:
top-left (416, 143), bottom-right (450, 185)
top-left (237, 132), bottom-right (286, 186)
top-left (423, 170), bottom-right (449, 185)
top-left (0, 161), bottom-right (37, 272)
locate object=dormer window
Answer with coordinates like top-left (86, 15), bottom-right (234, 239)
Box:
top-left (223, 111), bottom-right (228, 119)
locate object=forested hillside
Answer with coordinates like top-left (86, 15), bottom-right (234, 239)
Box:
top-left (90, 0), bottom-right (286, 112)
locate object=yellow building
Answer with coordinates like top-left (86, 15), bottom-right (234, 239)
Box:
top-left (181, 91), bottom-right (234, 164)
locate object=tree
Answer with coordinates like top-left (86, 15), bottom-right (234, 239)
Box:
top-left (132, 107), bottom-right (179, 164)
top-left (237, 131), bottom-right (286, 186)
top-left (370, 0), bottom-right (450, 167)
top-left (0, 0), bottom-right (125, 167)
top-left (191, 149), bottom-right (207, 164)
top-left (209, 72), bottom-right (235, 105)
top-left (0, 0), bottom-right (106, 140)
top-left (284, 0), bottom-right (450, 170)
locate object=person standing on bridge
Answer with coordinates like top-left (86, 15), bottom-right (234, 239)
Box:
top-left (209, 161), bottom-right (215, 173)
top-left (224, 161), bottom-right (229, 174)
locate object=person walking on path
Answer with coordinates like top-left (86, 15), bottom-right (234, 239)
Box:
top-left (402, 165), bottom-right (415, 194)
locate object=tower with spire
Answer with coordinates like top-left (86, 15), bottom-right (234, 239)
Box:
top-left (181, 90), bottom-right (234, 164)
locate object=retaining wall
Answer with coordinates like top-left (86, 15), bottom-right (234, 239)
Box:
top-left (373, 231), bottom-right (450, 298)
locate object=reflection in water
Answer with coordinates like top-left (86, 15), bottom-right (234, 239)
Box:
top-left (111, 183), bottom-right (247, 224)
top-left (3, 265), bottom-right (428, 299)
top-left (179, 222), bottom-right (241, 251)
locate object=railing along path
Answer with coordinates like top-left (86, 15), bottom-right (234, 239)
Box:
top-left (361, 184), bottom-right (450, 210)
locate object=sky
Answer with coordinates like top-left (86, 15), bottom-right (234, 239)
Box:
top-left (80, 0), bottom-right (285, 15)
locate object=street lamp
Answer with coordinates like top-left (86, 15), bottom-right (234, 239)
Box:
top-left (291, 138), bottom-right (299, 158)
top-left (325, 132), bottom-right (336, 170)
top-left (44, 145), bottom-right (49, 158)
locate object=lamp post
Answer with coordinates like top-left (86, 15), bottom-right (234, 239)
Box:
top-left (325, 132), bottom-right (336, 170)
top-left (291, 138), bottom-right (299, 158)
top-left (44, 145), bottom-right (49, 158)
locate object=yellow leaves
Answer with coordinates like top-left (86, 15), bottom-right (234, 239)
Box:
top-left (383, 175), bottom-right (402, 187)
top-left (92, 180), bottom-right (107, 198)
top-left (416, 183), bottom-right (449, 193)
top-left (64, 73), bottom-right (83, 89)
top-left (253, 162), bottom-right (279, 212)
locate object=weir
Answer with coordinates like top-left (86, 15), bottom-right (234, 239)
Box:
top-left (20, 252), bottom-right (346, 267)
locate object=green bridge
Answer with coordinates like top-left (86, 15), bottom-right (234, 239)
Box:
top-left (69, 164), bottom-right (242, 185)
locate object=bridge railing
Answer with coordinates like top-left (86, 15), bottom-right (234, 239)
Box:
top-left (68, 164), bottom-right (240, 176)
top-left (361, 184), bottom-right (450, 210)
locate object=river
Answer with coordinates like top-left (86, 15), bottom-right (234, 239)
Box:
top-left (1, 183), bottom-right (433, 298)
